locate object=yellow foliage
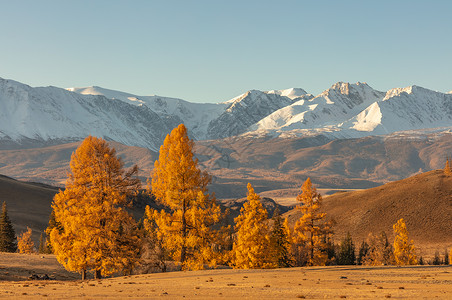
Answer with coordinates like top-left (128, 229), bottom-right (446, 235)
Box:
top-left (232, 183), bottom-right (272, 269)
top-left (393, 218), bottom-right (417, 265)
top-left (362, 232), bottom-right (394, 266)
top-left (51, 136), bottom-right (141, 278)
top-left (148, 124), bottom-right (221, 270)
top-left (17, 227), bottom-right (34, 254)
top-left (445, 158), bottom-right (452, 176)
top-left (293, 178), bottom-right (332, 266)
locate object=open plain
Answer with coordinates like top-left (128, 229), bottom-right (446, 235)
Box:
top-left (0, 253), bottom-right (451, 299)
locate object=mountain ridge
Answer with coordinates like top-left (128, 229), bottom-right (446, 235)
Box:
top-left (1, 77), bottom-right (451, 150)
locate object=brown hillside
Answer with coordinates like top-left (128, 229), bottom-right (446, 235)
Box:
top-left (284, 170), bottom-right (452, 254)
top-left (0, 175), bottom-right (58, 242)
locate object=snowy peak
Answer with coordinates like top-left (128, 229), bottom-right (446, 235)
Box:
top-left (266, 87), bottom-right (308, 99)
top-left (0, 78), bottom-right (178, 150)
top-left (208, 89), bottom-right (300, 139)
top-left (1, 77), bottom-right (451, 149)
top-left (254, 82), bottom-right (385, 132)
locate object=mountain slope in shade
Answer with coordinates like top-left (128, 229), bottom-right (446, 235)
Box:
top-left (284, 170), bottom-right (452, 252)
top-left (0, 78), bottom-right (178, 150)
top-left (207, 90), bottom-right (310, 139)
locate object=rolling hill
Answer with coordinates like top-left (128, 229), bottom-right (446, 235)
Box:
top-left (284, 169), bottom-right (452, 254)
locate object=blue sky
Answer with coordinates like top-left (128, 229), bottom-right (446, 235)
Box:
top-left (1, 0), bottom-right (451, 103)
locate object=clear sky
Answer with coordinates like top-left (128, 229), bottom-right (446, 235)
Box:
top-left (1, 0), bottom-right (451, 103)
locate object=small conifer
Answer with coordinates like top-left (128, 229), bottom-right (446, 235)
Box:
top-left (432, 251), bottom-right (441, 265)
top-left (445, 158), bottom-right (452, 176)
top-left (0, 202), bottom-right (17, 252)
top-left (269, 208), bottom-right (292, 268)
top-left (337, 232), bottom-right (356, 265)
top-left (357, 240), bottom-right (370, 265)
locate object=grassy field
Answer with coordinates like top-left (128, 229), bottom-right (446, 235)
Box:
top-left (0, 253), bottom-right (451, 299)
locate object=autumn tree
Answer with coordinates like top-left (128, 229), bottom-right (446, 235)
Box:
top-left (337, 232), bottom-right (356, 265)
top-left (0, 202), bottom-right (17, 252)
top-left (292, 178), bottom-right (332, 266)
top-left (50, 136), bottom-right (141, 280)
top-left (393, 218), bottom-right (417, 265)
top-left (146, 124), bottom-right (221, 270)
top-left (17, 227), bottom-right (34, 254)
top-left (269, 208), bottom-right (292, 268)
top-left (363, 231), bottom-right (394, 265)
top-left (444, 158), bottom-right (452, 176)
top-left (233, 183), bottom-right (272, 269)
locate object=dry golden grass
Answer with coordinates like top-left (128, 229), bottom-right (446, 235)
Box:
top-left (285, 170), bottom-right (452, 257)
top-left (0, 253), bottom-right (451, 299)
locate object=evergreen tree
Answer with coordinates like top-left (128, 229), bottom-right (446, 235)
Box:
top-left (337, 232), bottom-right (356, 265)
top-left (444, 249), bottom-right (449, 265)
top-left (38, 232), bottom-right (46, 254)
top-left (50, 136), bottom-right (141, 279)
top-left (325, 237), bottom-right (337, 265)
top-left (147, 124), bottom-right (221, 270)
top-left (45, 210), bottom-right (60, 254)
top-left (233, 183), bottom-right (272, 269)
top-left (357, 240), bottom-right (370, 265)
top-left (269, 208), bottom-right (292, 268)
top-left (432, 251), bottom-right (441, 265)
top-left (0, 202), bottom-right (17, 252)
top-left (418, 256), bottom-right (424, 265)
top-left (445, 158), bottom-right (452, 176)
top-left (17, 227), bottom-right (34, 254)
top-left (293, 178), bottom-right (333, 266)
top-left (393, 218), bottom-right (417, 265)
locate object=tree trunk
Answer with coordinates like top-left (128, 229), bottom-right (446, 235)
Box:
top-left (81, 269), bottom-right (86, 280)
top-left (180, 199), bottom-right (187, 267)
top-left (94, 269), bottom-right (102, 279)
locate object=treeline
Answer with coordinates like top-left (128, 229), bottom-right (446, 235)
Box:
top-left (2, 124), bottom-right (452, 279)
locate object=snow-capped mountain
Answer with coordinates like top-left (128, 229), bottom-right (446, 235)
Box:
top-left (68, 86), bottom-right (309, 140)
top-left (252, 82), bottom-right (383, 131)
top-left (250, 82), bottom-right (452, 139)
top-left (69, 86), bottom-right (226, 140)
top-left (342, 86), bottom-right (452, 134)
top-left (207, 89), bottom-right (311, 139)
top-left (1, 77), bottom-right (451, 151)
top-left (0, 78), bottom-right (179, 150)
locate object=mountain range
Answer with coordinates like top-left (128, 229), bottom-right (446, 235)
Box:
top-left (1, 77), bottom-right (451, 151)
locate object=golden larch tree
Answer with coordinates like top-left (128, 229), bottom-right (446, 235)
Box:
top-left (146, 124), bottom-right (221, 270)
top-left (232, 183), bottom-right (272, 269)
top-left (50, 136), bottom-right (141, 279)
top-left (444, 158), bottom-right (452, 176)
top-left (293, 178), bottom-right (332, 266)
top-left (362, 231), bottom-right (394, 266)
top-left (393, 218), bottom-right (417, 265)
top-left (17, 227), bottom-right (34, 254)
